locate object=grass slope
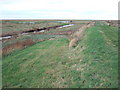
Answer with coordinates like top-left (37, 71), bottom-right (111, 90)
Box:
top-left (2, 21), bottom-right (118, 88)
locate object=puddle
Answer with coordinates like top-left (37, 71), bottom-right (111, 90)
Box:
top-left (0, 35), bottom-right (12, 40)
top-left (33, 30), bottom-right (45, 33)
top-left (59, 24), bottom-right (74, 28)
top-left (39, 30), bottom-right (45, 32)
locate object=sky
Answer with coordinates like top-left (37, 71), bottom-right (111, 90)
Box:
top-left (0, 0), bottom-right (119, 20)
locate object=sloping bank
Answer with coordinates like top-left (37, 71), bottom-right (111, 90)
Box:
top-left (2, 21), bottom-right (118, 88)
top-left (69, 22), bottom-right (95, 47)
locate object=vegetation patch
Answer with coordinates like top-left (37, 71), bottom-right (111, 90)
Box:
top-left (2, 21), bottom-right (118, 88)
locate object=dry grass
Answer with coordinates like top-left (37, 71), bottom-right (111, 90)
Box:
top-left (69, 22), bottom-right (95, 48)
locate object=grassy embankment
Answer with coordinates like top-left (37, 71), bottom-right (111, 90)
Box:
top-left (2, 21), bottom-right (118, 88)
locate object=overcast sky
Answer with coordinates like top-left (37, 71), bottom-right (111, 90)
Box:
top-left (0, 0), bottom-right (119, 20)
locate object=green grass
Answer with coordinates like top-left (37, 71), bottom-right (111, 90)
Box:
top-left (2, 21), bottom-right (118, 88)
top-left (2, 34), bottom-right (65, 48)
top-left (74, 22), bottom-right (118, 88)
top-left (2, 38), bottom-right (69, 88)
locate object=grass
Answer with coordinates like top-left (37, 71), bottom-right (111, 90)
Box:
top-left (2, 38), bottom-right (69, 88)
top-left (1, 20), bottom-right (68, 34)
top-left (2, 20), bottom-right (79, 56)
top-left (2, 21), bottom-right (118, 88)
top-left (76, 22), bottom-right (118, 88)
top-left (1, 20), bottom-right (78, 49)
top-left (2, 34), bottom-right (65, 48)
top-left (45, 24), bottom-right (80, 34)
